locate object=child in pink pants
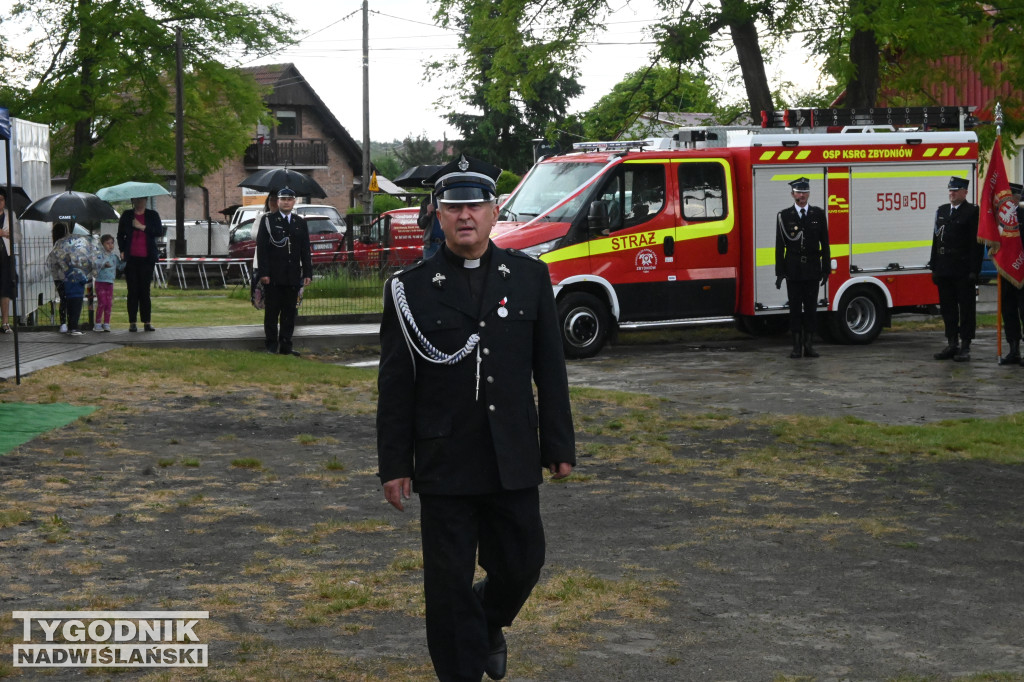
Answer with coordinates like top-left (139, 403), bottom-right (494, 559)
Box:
top-left (94, 234), bottom-right (118, 332)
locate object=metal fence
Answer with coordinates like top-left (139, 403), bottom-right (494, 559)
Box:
top-left (14, 216), bottom-right (423, 323)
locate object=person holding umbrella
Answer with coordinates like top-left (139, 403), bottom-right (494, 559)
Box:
top-left (116, 195), bottom-right (165, 332)
top-left (256, 187), bottom-right (311, 355)
top-left (46, 222), bottom-right (104, 335)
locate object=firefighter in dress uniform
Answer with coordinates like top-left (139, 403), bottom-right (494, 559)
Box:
top-left (930, 176), bottom-right (982, 362)
top-left (775, 177), bottom-right (831, 358)
top-left (376, 155), bottom-right (576, 682)
top-left (255, 187), bottom-right (312, 355)
top-left (998, 183), bottom-right (1024, 366)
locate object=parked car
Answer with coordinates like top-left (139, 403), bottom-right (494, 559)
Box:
top-left (229, 205), bottom-right (263, 231)
top-left (293, 204), bottom-right (347, 235)
top-left (228, 214), bottom-right (347, 266)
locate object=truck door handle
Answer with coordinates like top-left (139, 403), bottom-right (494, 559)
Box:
top-left (718, 234), bottom-right (728, 255)
top-left (663, 236), bottom-right (675, 257)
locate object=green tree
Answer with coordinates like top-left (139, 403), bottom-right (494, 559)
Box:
top-left (394, 135), bottom-right (443, 169)
top-left (579, 64), bottom-right (723, 140)
top-left (371, 153), bottom-right (402, 180)
top-left (653, 0), bottom-right (800, 117)
top-left (433, 0), bottom-right (586, 173)
top-left (0, 0), bottom-right (294, 191)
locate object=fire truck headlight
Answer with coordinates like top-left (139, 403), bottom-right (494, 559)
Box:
top-left (522, 239), bottom-right (560, 258)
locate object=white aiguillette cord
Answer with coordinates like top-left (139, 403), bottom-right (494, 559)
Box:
top-left (391, 278), bottom-right (483, 399)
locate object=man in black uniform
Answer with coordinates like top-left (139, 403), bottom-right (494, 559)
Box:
top-left (998, 183), bottom-right (1024, 366)
top-left (376, 155), bottom-right (576, 682)
top-left (255, 187), bottom-right (312, 355)
top-left (930, 176), bottom-right (982, 362)
top-left (775, 177), bottom-right (830, 358)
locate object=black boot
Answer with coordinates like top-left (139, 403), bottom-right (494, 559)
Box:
top-left (789, 333), bottom-right (802, 359)
top-left (803, 330), bottom-right (820, 358)
top-left (934, 339), bottom-right (959, 360)
top-left (999, 340), bottom-right (1021, 366)
top-left (953, 340), bottom-right (971, 362)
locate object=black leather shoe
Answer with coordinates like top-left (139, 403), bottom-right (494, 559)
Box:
top-left (143, 323), bottom-right (156, 332)
top-left (953, 347), bottom-right (971, 362)
top-left (933, 344), bottom-right (958, 360)
top-left (484, 627), bottom-right (507, 680)
top-left (280, 349), bottom-right (300, 356)
top-left (128, 323), bottom-right (138, 332)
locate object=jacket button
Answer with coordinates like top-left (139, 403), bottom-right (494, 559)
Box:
top-left (482, 348), bottom-right (490, 355)
top-left (479, 320), bottom-right (486, 328)
top-left (487, 376), bottom-right (494, 383)
top-left (436, 320), bottom-right (442, 325)
top-left (488, 404), bottom-right (496, 411)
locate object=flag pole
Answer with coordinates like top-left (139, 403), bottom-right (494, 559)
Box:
top-left (994, 103), bottom-right (1003, 361)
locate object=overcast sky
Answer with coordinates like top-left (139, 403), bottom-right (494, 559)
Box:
top-left (243, 0), bottom-right (815, 143)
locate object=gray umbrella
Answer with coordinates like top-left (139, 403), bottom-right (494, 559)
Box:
top-left (19, 191), bottom-right (118, 223)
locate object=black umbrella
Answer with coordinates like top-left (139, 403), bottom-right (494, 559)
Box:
top-left (0, 186), bottom-right (33, 216)
top-left (19, 190), bottom-right (118, 223)
top-left (392, 164), bottom-right (443, 189)
top-left (238, 168), bottom-right (327, 198)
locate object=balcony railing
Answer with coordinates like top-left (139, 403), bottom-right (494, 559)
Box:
top-left (244, 139), bottom-right (328, 168)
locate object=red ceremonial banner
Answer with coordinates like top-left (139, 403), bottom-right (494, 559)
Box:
top-left (978, 137), bottom-right (1024, 288)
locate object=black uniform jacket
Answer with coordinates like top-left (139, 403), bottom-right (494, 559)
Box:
top-left (930, 202), bottom-right (982, 279)
top-left (775, 205), bottom-right (830, 281)
top-left (255, 212), bottom-right (313, 286)
top-left (376, 243), bottom-right (576, 496)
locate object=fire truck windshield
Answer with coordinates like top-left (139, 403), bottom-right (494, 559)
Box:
top-left (498, 161), bottom-right (604, 223)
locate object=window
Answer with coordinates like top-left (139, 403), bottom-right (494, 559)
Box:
top-left (596, 164), bottom-right (666, 232)
top-left (678, 162), bottom-right (727, 221)
top-left (275, 110), bottom-right (298, 136)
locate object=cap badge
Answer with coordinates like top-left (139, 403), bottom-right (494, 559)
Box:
top-left (458, 155), bottom-right (470, 171)
top-left (498, 264), bottom-right (511, 279)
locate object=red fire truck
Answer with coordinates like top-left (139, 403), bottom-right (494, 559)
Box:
top-left (491, 107), bottom-right (980, 357)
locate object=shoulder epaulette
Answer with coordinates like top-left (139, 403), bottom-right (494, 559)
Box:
top-left (394, 259), bottom-right (428, 278)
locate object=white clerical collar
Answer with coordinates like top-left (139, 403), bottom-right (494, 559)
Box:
top-left (463, 258), bottom-right (481, 269)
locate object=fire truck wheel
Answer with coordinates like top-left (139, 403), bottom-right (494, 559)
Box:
top-left (558, 292), bottom-right (609, 359)
top-left (831, 288), bottom-right (883, 344)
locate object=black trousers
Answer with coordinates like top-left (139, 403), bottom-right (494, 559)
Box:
top-left (124, 258), bottom-right (155, 324)
top-left (934, 275), bottom-right (976, 342)
top-left (419, 487), bottom-right (545, 682)
top-left (1000, 276), bottom-right (1024, 343)
top-left (66, 297), bottom-right (83, 332)
top-left (785, 278), bottom-right (820, 334)
top-left (263, 284), bottom-right (300, 352)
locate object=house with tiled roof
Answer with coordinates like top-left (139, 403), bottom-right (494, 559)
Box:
top-left (201, 63), bottom-right (365, 218)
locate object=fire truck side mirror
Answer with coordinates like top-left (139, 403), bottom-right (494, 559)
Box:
top-left (588, 200), bottom-right (610, 232)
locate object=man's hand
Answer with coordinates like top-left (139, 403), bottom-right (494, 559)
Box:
top-left (383, 477), bottom-right (412, 511)
top-left (303, 277), bottom-right (311, 286)
top-left (775, 276), bottom-right (783, 290)
top-left (549, 462), bottom-right (573, 480)
top-left (260, 276), bottom-right (269, 285)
